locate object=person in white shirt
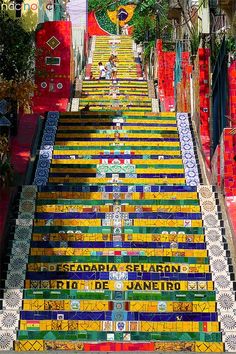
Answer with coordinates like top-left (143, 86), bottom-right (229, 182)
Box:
top-left (98, 62), bottom-right (106, 80)
top-left (105, 59), bottom-right (113, 80)
top-left (122, 24), bottom-right (129, 36)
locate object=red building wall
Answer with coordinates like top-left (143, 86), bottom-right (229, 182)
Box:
top-left (88, 12), bottom-right (110, 36)
top-left (33, 21), bottom-right (74, 113)
top-left (229, 60), bottom-right (236, 127)
top-left (211, 61), bottom-right (236, 196)
top-left (156, 40), bottom-right (175, 111)
top-left (156, 40), bottom-right (191, 112)
top-left (198, 48), bottom-right (210, 162)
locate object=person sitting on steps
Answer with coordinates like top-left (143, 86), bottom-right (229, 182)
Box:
top-left (98, 62), bottom-right (106, 80)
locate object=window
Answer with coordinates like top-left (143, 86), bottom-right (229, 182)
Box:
top-left (45, 57), bottom-right (61, 65)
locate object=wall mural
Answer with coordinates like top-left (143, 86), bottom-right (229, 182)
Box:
top-left (88, 2), bottom-right (136, 36)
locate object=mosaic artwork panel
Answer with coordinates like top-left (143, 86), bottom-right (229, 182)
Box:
top-left (177, 113), bottom-right (200, 186)
top-left (0, 186), bottom-right (37, 351)
top-left (34, 112), bottom-right (59, 186)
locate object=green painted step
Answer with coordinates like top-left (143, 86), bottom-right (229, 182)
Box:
top-left (17, 331), bottom-right (222, 342)
top-left (23, 289), bottom-right (215, 301)
top-left (50, 164), bottom-right (184, 170)
top-left (32, 226), bottom-right (205, 233)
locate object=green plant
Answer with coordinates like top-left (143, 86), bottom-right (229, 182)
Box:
top-left (132, 16), bottom-right (156, 44)
top-left (88, 0), bottom-right (129, 12)
top-left (143, 40), bottom-right (155, 62)
top-left (0, 11), bottom-right (35, 109)
top-left (0, 158), bottom-right (13, 187)
top-left (190, 28), bottom-right (200, 58)
top-left (0, 12), bottom-right (35, 81)
top-left (226, 36), bottom-right (236, 53)
top-left (132, 0), bottom-right (172, 44)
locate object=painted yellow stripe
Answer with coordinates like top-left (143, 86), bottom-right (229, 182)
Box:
top-left (48, 177), bottom-right (186, 184)
top-left (24, 279), bottom-right (214, 291)
top-left (52, 150), bottom-right (181, 156)
top-left (82, 93), bottom-right (150, 97)
top-left (51, 158), bottom-right (183, 165)
top-left (55, 133), bottom-right (173, 139)
top-left (57, 126), bottom-right (178, 131)
top-left (32, 233), bottom-right (205, 243)
top-left (22, 299), bottom-right (216, 313)
top-left (54, 141), bottom-right (180, 147)
top-left (37, 191), bottom-right (198, 200)
top-left (88, 69), bottom-right (137, 71)
top-left (18, 320), bottom-right (220, 332)
top-left (59, 119), bottom-right (176, 124)
top-left (35, 219), bottom-right (101, 227)
top-left (80, 97), bottom-right (151, 101)
top-left (60, 111), bottom-right (172, 117)
top-left (35, 219), bottom-right (200, 227)
top-left (49, 168), bottom-right (185, 174)
top-left (79, 105), bottom-right (152, 108)
top-left (129, 112), bottom-right (175, 117)
top-left (56, 130), bottom-right (179, 138)
top-left (81, 90), bottom-right (148, 94)
top-left (27, 263), bottom-right (210, 273)
top-left (81, 107), bottom-right (153, 111)
top-left (30, 248), bottom-right (208, 257)
top-left (36, 205), bottom-right (200, 213)
top-left (82, 84), bottom-right (148, 87)
top-left (133, 220), bottom-right (202, 227)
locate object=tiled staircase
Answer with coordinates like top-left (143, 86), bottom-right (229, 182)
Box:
top-left (80, 82), bottom-right (152, 111)
top-left (1, 36), bottom-right (236, 353)
top-left (89, 36), bottom-right (142, 79)
top-left (81, 36), bottom-right (150, 111)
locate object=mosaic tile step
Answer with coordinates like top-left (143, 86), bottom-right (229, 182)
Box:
top-left (28, 249), bottom-right (209, 258)
top-left (56, 128), bottom-right (178, 134)
top-left (57, 123), bottom-right (178, 129)
top-left (19, 310), bottom-right (218, 321)
top-left (22, 297), bottom-right (218, 310)
top-left (79, 106), bottom-right (153, 112)
top-left (27, 262), bottom-right (210, 272)
top-left (13, 340), bottom-right (225, 352)
top-left (23, 289), bottom-right (216, 301)
top-left (82, 81), bottom-right (148, 87)
top-left (17, 330), bottom-right (222, 342)
top-left (30, 230), bottom-right (206, 241)
top-left (24, 270), bottom-right (212, 281)
top-left (81, 89), bottom-right (149, 95)
top-left (27, 256), bottom-right (210, 265)
top-left (81, 96), bottom-right (151, 101)
top-left (59, 112), bottom-right (176, 119)
top-left (33, 110), bottom-right (200, 186)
